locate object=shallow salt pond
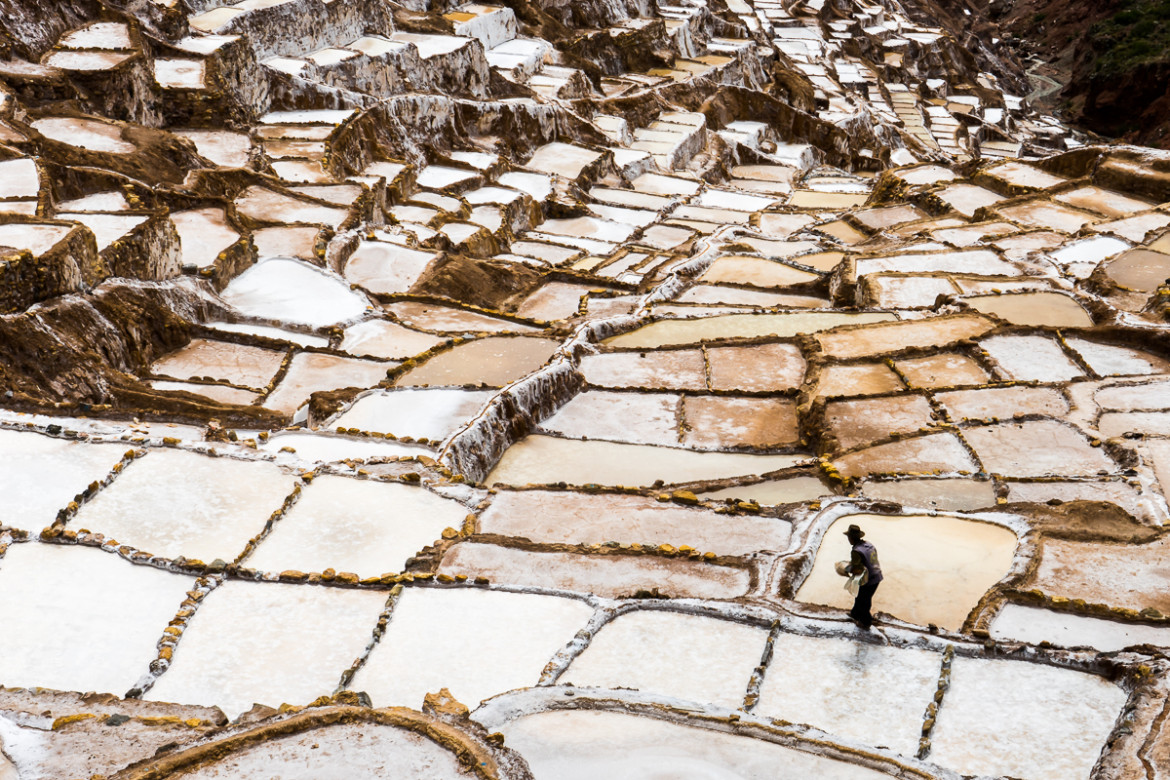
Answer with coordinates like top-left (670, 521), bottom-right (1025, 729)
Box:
top-left (151, 380), bottom-right (260, 406)
top-left (929, 656), bottom-right (1128, 780)
top-left (756, 632), bottom-right (941, 756)
top-left (480, 489), bottom-right (791, 555)
top-left (579, 349), bottom-right (707, 391)
top-left (486, 435), bottom-right (807, 487)
top-left (683, 396), bottom-right (800, 450)
top-left (540, 391), bottom-right (682, 447)
top-left (708, 342), bottom-right (807, 392)
top-left (340, 318), bottom-right (445, 360)
top-left (438, 542), bottom-right (752, 600)
top-left (0, 543), bottom-right (193, 695)
top-left (815, 363), bottom-right (905, 399)
top-left (30, 117), bottom-right (135, 153)
top-left (342, 241), bottom-right (439, 295)
top-left (979, 334), bottom-right (1083, 382)
top-left (797, 513), bottom-right (1017, 630)
top-left (0, 429), bottom-right (128, 531)
top-left (991, 603), bottom-right (1170, 651)
top-left (1031, 536), bottom-right (1170, 614)
top-left (1069, 338), bottom-right (1170, 376)
top-left (563, 610), bottom-right (767, 708)
top-left (150, 338), bottom-right (285, 389)
top-left (384, 301), bottom-right (540, 334)
top-left (395, 336), bottom-right (560, 387)
top-left (332, 387), bottom-right (493, 441)
top-left (605, 312), bottom-right (893, 348)
top-left (698, 475), bottom-right (831, 505)
top-left (178, 721), bottom-right (469, 779)
top-left (263, 352), bottom-right (389, 415)
top-left (246, 475), bottom-right (466, 577)
top-left (816, 314), bottom-right (995, 360)
top-left (936, 385), bottom-right (1068, 421)
top-left (351, 587), bottom-right (592, 709)
top-left (1103, 247), bottom-right (1170, 291)
top-left (171, 208), bottom-right (239, 269)
top-left (146, 581), bottom-right (387, 717)
top-left (219, 258), bottom-right (369, 328)
top-left (825, 394), bottom-right (935, 451)
top-left (963, 420), bottom-right (1115, 477)
top-left (499, 710), bottom-right (895, 780)
top-left (893, 352), bottom-right (990, 388)
top-left (261, 431), bottom-right (429, 462)
top-left (963, 291), bottom-right (1093, 327)
top-left (859, 477), bottom-right (996, 511)
top-left (73, 449), bottom-right (295, 562)
top-left (698, 256), bottom-right (821, 288)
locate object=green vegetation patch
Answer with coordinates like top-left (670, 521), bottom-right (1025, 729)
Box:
top-left (1090, 0), bottom-right (1170, 76)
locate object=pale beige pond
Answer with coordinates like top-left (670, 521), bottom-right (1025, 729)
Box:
top-left (964, 291), bottom-right (1093, 327)
top-left (606, 313), bottom-right (893, 348)
top-left (151, 338), bottom-right (285, 389)
top-left (395, 336), bottom-right (559, 387)
top-left (797, 513), bottom-right (1018, 630)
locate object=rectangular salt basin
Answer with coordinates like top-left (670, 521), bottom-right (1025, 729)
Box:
top-left (0, 429), bottom-right (127, 531)
top-left (499, 710), bottom-right (895, 780)
top-left (540, 391), bottom-right (682, 447)
top-left (755, 633), bottom-right (942, 756)
top-left (263, 353), bottom-right (389, 415)
top-left (342, 241), bottom-right (438, 295)
top-left (979, 334), bottom-right (1082, 382)
top-left (564, 610), bottom-right (766, 707)
top-left (605, 312), bottom-right (894, 348)
top-left (438, 543), bottom-right (751, 600)
top-left (261, 432), bottom-right (430, 463)
top-left (151, 338), bottom-right (285, 390)
top-left (146, 581), bottom-right (387, 717)
top-left (351, 587), bottom-right (592, 709)
top-left (340, 319), bottom-right (445, 359)
top-left (246, 475), bottom-right (468, 577)
top-left (928, 656), bottom-right (1128, 780)
top-left (991, 603), bottom-right (1170, 651)
top-left (486, 435), bottom-right (808, 488)
top-left (480, 489), bottom-right (791, 555)
top-left (73, 449), bottom-right (296, 562)
top-left (332, 388), bottom-right (494, 441)
top-left (0, 543), bottom-right (193, 695)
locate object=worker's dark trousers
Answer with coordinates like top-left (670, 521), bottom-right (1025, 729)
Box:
top-left (850, 582), bottom-right (879, 628)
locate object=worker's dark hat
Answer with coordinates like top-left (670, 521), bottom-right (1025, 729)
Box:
top-left (843, 524), bottom-right (864, 538)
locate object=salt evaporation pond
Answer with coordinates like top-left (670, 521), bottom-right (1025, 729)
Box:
top-left (262, 353), bottom-right (390, 415)
top-left (797, 513), bottom-right (1018, 630)
top-left (486, 435), bottom-right (808, 487)
top-left (340, 318), bottom-right (445, 359)
top-left (177, 721), bottom-right (470, 779)
top-left (219, 257), bottom-right (369, 328)
top-left (563, 610), bottom-right (767, 708)
top-left (605, 312), bottom-right (894, 348)
top-left (395, 336), bottom-right (560, 387)
top-left (928, 656), bottom-right (1128, 780)
top-left (146, 581), bottom-right (387, 717)
top-left (755, 632), bottom-right (941, 757)
top-left (260, 431), bottom-right (431, 462)
top-left (73, 449), bottom-right (296, 562)
top-left (498, 710), bottom-right (895, 780)
top-left (0, 543), bottom-right (193, 695)
top-left (0, 429), bottom-right (127, 531)
top-left (990, 603), bottom-right (1170, 651)
top-left (332, 388), bottom-right (494, 441)
top-left (245, 475), bottom-right (468, 577)
top-left (351, 587), bottom-right (592, 709)
top-left (698, 475), bottom-right (832, 505)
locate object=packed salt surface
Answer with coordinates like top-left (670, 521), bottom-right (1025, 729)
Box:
top-left (73, 449), bottom-right (296, 562)
top-left (177, 721), bottom-right (469, 779)
top-left (351, 587), bottom-right (593, 709)
top-left (929, 656), bottom-right (1128, 780)
top-left (564, 610), bottom-right (767, 708)
top-left (0, 543), bottom-right (193, 695)
top-left (990, 603), bottom-right (1170, 651)
top-left (499, 710), bottom-right (894, 780)
top-left (219, 257), bottom-right (368, 328)
top-left (260, 431), bottom-right (429, 462)
top-left (245, 475), bottom-right (468, 577)
top-left (146, 581), bottom-right (387, 717)
top-left (332, 388), bottom-right (495, 440)
top-left (0, 429), bottom-right (127, 531)
top-left (797, 513), bottom-right (1018, 630)
top-left (755, 632), bottom-right (941, 757)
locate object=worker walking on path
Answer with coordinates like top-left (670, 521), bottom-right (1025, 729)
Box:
top-left (844, 524), bottom-right (882, 630)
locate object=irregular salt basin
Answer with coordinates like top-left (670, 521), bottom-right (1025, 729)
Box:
top-left (815, 314), bottom-right (995, 360)
top-left (929, 656), bottom-right (1127, 780)
top-left (0, 429), bottom-right (127, 531)
top-left (936, 385), bottom-right (1068, 421)
top-left (342, 241), bottom-right (439, 295)
top-left (979, 334), bottom-right (1083, 382)
top-left (579, 349), bottom-right (707, 391)
top-left (755, 632), bottom-right (941, 756)
top-left (682, 396), bottom-right (800, 449)
top-left (962, 420), bottom-right (1116, 477)
top-left (177, 721), bottom-right (470, 779)
top-left (173, 129), bottom-right (251, 168)
top-left (351, 587), bottom-right (592, 709)
top-left (58, 212), bottom-right (147, 251)
top-left (170, 208), bottom-right (239, 269)
top-left (860, 477), bottom-right (997, 511)
top-left (499, 710), bottom-right (894, 780)
top-left (480, 489), bottom-right (792, 555)
top-left (332, 388), bottom-right (493, 440)
top-left (1030, 536), bottom-right (1170, 613)
top-left (699, 475), bottom-right (831, 505)
top-left (150, 338), bottom-right (285, 389)
top-left (826, 394), bottom-right (935, 451)
top-left (0, 158), bottom-right (39, 199)
top-left (605, 312), bottom-right (894, 348)
top-left (246, 475), bottom-right (466, 576)
top-left (395, 336), bottom-right (560, 387)
top-left (486, 435), bottom-right (808, 487)
top-left (698, 256), bottom-right (821, 288)
top-left (816, 363), bottom-right (905, 399)
top-left (540, 391), bottom-right (682, 447)
top-left (384, 301), bottom-right (540, 334)
top-left (0, 223), bottom-right (73, 255)
top-left (437, 543), bottom-right (752, 600)
top-left (797, 513), bottom-right (1017, 630)
top-left (709, 342), bottom-right (807, 392)
top-left (0, 542), bottom-right (193, 695)
top-left (1104, 247), bottom-right (1170, 291)
top-left (1068, 337), bottom-right (1170, 376)
top-left (963, 291), bottom-right (1093, 328)
top-left (73, 449), bottom-right (296, 562)
top-left (514, 281), bottom-right (608, 321)
top-left (260, 432), bottom-right (430, 462)
top-left (146, 581), bottom-right (387, 717)
top-left (997, 200), bottom-right (1097, 233)
top-left (219, 258), bottom-right (369, 328)
top-left (30, 117), bottom-right (135, 153)
top-left (991, 603), bottom-right (1170, 651)
top-left (234, 186), bottom-right (347, 228)
top-left (340, 318), bottom-right (445, 360)
top-left (263, 353), bottom-right (389, 415)
top-left (834, 432), bottom-right (976, 478)
top-left (563, 610), bottom-right (767, 707)
top-left (252, 225), bottom-right (320, 261)
top-left (893, 352), bottom-right (990, 388)
top-left (151, 380), bottom-right (260, 406)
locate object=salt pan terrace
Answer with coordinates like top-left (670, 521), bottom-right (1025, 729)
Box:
top-left (0, 0), bottom-right (1169, 776)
